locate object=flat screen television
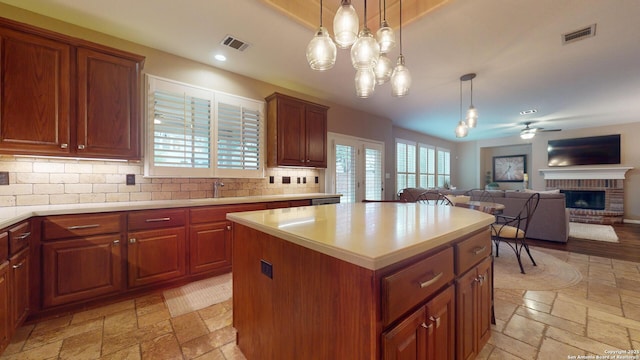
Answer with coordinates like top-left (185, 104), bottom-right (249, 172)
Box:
top-left (547, 134), bottom-right (620, 167)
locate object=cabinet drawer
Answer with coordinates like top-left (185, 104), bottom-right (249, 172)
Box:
top-left (455, 230), bottom-right (491, 275)
top-left (190, 204), bottom-right (267, 224)
top-left (0, 232), bottom-right (7, 260)
top-left (128, 209), bottom-right (186, 231)
top-left (9, 222), bottom-right (31, 255)
top-left (43, 214), bottom-right (122, 240)
top-left (382, 247), bottom-right (454, 326)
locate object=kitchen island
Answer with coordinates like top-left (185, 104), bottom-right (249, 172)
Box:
top-left (227, 202), bottom-right (496, 360)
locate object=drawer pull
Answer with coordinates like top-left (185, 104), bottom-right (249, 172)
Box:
top-left (429, 316), bottom-right (441, 328)
top-left (12, 261), bottom-right (24, 269)
top-left (473, 246), bottom-right (487, 255)
top-left (145, 217), bottom-right (171, 223)
top-left (475, 274), bottom-right (486, 285)
top-left (113, 239), bottom-right (120, 246)
top-left (419, 272), bottom-right (443, 289)
top-left (67, 224), bottom-right (100, 230)
top-left (16, 232), bottom-right (31, 240)
top-left (420, 322), bottom-right (432, 329)
top-left (129, 238), bottom-right (137, 244)
top-left (226, 225), bottom-right (232, 231)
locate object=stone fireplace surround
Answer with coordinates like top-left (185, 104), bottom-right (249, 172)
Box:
top-left (539, 167), bottom-right (633, 224)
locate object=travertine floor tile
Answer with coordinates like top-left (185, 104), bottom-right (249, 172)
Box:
top-left (503, 314), bottom-right (545, 347)
top-left (71, 300), bottom-right (135, 325)
top-left (551, 298), bottom-right (587, 324)
top-left (0, 340), bottom-right (62, 360)
top-left (104, 309), bottom-right (138, 338)
top-left (99, 344), bottom-right (141, 360)
top-left (198, 299), bottom-right (232, 320)
top-left (1, 324), bottom-right (34, 355)
top-left (587, 316), bottom-right (632, 350)
top-left (538, 337), bottom-right (586, 359)
top-left (546, 326), bottom-right (621, 355)
top-left (58, 328), bottom-right (102, 360)
top-left (137, 307), bottom-right (171, 328)
top-left (135, 294), bottom-right (167, 317)
top-left (488, 331), bottom-right (538, 360)
top-left (523, 290), bottom-right (556, 305)
top-left (181, 326), bottom-right (236, 360)
top-left (516, 306), bottom-right (585, 335)
top-left (171, 312), bottom-right (209, 344)
top-left (521, 297), bottom-right (552, 313)
top-left (192, 348), bottom-right (226, 360)
top-left (219, 342), bottom-right (247, 360)
top-left (493, 298), bottom-right (518, 322)
top-left (140, 333), bottom-right (183, 360)
top-left (589, 255), bottom-right (613, 265)
top-left (31, 315), bottom-right (72, 334)
top-left (203, 309), bottom-right (232, 332)
top-left (622, 302), bottom-right (640, 322)
top-left (23, 318), bottom-right (103, 351)
top-left (101, 320), bottom-right (173, 356)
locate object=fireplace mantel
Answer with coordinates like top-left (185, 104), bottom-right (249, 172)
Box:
top-left (539, 166), bottom-right (633, 180)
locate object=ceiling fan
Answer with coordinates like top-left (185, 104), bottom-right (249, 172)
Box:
top-left (520, 121), bottom-right (561, 139)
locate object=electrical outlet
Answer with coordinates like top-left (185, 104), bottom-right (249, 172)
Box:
top-left (303, 177), bottom-right (307, 184)
top-left (315, 176), bottom-right (319, 184)
top-left (0, 172), bottom-right (9, 185)
top-left (126, 174), bottom-right (135, 185)
top-left (297, 177), bottom-right (301, 184)
top-left (269, 176), bottom-right (274, 184)
top-left (260, 260), bottom-right (273, 279)
top-left (282, 176), bottom-right (291, 184)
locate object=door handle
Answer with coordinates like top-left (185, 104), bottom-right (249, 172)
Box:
top-left (129, 238), bottom-right (137, 244)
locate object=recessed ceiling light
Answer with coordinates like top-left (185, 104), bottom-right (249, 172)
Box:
top-left (519, 109), bottom-right (537, 115)
top-left (214, 54), bottom-right (227, 62)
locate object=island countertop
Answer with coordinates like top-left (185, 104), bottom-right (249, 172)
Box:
top-left (227, 202), bottom-right (495, 270)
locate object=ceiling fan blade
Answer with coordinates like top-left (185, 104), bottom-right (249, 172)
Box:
top-left (539, 128), bottom-right (562, 132)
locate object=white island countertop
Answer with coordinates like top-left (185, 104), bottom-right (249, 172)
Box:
top-left (227, 202), bottom-right (496, 270)
top-left (0, 193), bottom-right (340, 229)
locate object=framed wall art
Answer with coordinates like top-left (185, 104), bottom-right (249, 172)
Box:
top-left (493, 155), bottom-right (526, 182)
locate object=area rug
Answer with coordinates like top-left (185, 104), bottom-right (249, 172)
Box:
top-left (493, 242), bottom-right (582, 291)
top-left (163, 273), bottom-right (232, 317)
top-left (569, 222), bottom-right (619, 243)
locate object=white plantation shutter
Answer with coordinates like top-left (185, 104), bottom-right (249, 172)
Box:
top-left (437, 148), bottom-right (451, 187)
top-left (396, 140), bottom-right (416, 193)
top-left (146, 75), bottom-right (264, 178)
top-left (365, 147), bottom-right (383, 200)
top-left (335, 144), bottom-right (357, 203)
top-left (419, 144), bottom-right (436, 188)
top-left (216, 94), bottom-right (263, 177)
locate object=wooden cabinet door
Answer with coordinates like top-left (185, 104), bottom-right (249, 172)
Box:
top-left (425, 285), bottom-right (455, 360)
top-left (0, 28), bottom-right (71, 155)
top-left (305, 104), bottom-right (327, 168)
top-left (477, 257), bottom-right (493, 350)
top-left (189, 222), bottom-right (231, 275)
top-left (42, 235), bottom-right (123, 308)
top-left (9, 248), bottom-right (29, 328)
top-left (76, 47), bottom-right (141, 159)
top-left (128, 227), bottom-right (186, 288)
top-left (456, 266), bottom-right (478, 360)
top-left (382, 306), bottom-right (427, 360)
top-left (0, 261), bottom-right (10, 351)
top-left (276, 97), bottom-right (305, 166)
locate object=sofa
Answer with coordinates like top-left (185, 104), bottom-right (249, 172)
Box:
top-left (398, 188), bottom-right (570, 243)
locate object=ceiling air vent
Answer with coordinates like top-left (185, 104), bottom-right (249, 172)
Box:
top-left (562, 24), bottom-right (596, 45)
top-left (221, 35), bottom-right (250, 52)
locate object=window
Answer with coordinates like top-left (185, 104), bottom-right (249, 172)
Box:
top-left (146, 75), bottom-right (264, 178)
top-left (396, 139), bottom-right (451, 192)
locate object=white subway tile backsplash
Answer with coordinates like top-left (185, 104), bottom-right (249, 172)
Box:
top-left (0, 157), bottom-right (321, 207)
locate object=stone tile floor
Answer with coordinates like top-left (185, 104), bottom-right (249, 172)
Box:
top-left (1, 247), bottom-right (639, 359)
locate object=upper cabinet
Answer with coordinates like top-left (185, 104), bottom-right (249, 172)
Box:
top-left (266, 92), bottom-right (328, 168)
top-left (0, 18), bottom-right (144, 160)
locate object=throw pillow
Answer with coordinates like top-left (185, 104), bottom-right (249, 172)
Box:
top-left (524, 188), bottom-right (560, 194)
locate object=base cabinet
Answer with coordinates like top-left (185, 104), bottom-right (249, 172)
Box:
top-left (456, 257), bottom-right (492, 360)
top-left (128, 227), bottom-right (186, 288)
top-left (0, 261), bottom-right (10, 351)
top-left (9, 248), bottom-right (29, 328)
top-left (383, 285), bottom-right (455, 360)
top-left (189, 222), bottom-right (231, 275)
top-left (42, 235), bottom-right (123, 307)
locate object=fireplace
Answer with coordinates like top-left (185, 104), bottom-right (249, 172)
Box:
top-left (561, 190), bottom-right (605, 210)
top-left (539, 167), bottom-right (632, 224)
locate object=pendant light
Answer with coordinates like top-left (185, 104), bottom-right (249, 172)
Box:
top-left (333, 0), bottom-right (359, 49)
top-left (306, 0), bottom-right (337, 71)
top-left (463, 73), bottom-right (478, 128)
top-left (455, 78), bottom-right (469, 138)
top-left (350, 0), bottom-right (380, 70)
top-left (374, 53), bottom-right (393, 84)
top-left (391, 0), bottom-right (411, 97)
top-left (355, 67), bottom-right (376, 97)
top-left (376, 0), bottom-right (395, 53)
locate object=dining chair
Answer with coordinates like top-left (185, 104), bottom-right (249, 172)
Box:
top-left (397, 188), bottom-right (421, 202)
top-left (415, 191), bottom-right (454, 206)
top-left (491, 192), bottom-right (540, 274)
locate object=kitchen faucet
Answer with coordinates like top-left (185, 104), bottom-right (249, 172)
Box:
top-left (213, 179), bottom-right (224, 198)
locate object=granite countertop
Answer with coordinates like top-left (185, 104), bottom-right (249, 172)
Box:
top-left (227, 202), bottom-right (495, 270)
top-left (0, 193), bottom-right (340, 229)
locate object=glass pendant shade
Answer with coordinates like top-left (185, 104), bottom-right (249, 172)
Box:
top-left (333, 1), bottom-right (359, 49)
top-left (466, 106), bottom-right (478, 128)
top-left (355, 67), bottom-right (376, 98)
top-left (391, 55), bottom-right (411, 97)
top-left (351, 28), bottom-right (380, 70)
top-left (376, 21), bottom-right (395, 54)
top-left (455, 120), bottom-right (469, 138)
top-left (374, 53), bottom-right (393, 84)
top-left (306, 27), bottom-right (337, 71)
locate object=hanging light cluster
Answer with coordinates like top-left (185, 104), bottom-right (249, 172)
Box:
top-left (455, 73), bottom-right (479, 138)
top-left (306, 0), bottom-right (411, 98)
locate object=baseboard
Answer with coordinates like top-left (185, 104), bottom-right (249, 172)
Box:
top-left (623, 219), bottom-right (640, 224)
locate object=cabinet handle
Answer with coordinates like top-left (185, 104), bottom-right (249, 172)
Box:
top-left (12, 261), bottom-right (24, 269)
top-left (300, 159), bottom-right (305, 163)
top-left (226, 225), bottom-right (232, 231)
top-left (475, 275), bottom-right (485, 285)
top-left (16, 232), bottom-right (31, 240)
top-left (67, 224), bottom-right (100, 230)
top-left (78, 144), bottom-right (86, 150)
top-left (419, 272), bottom-right (443, 288)
top-left (129, 238), bottom-right (137, 244)
top-left (306, 159), bottom-right (310, 163)
top-left (61, 143), bottom-right (68, 149)
top-left (145, 217), bottom-right (171, 223)
top-left (113, 239), bottom-right (120, 246)
top-left (420, 322), bottom-right (433, 329)
top-left (429, 316), bottom-right (441, 328)
top-left (473, 246), bottom-right (487, 255)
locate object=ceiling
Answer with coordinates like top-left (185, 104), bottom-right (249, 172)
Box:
top-left (3, 0), bottom-right (639, 142)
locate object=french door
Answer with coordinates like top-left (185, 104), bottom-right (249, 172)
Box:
top-left (327, 133), bottom-right (384, 203)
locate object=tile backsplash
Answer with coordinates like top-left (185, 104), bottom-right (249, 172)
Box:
top-left (0, 156), bottom-right (321, 207)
